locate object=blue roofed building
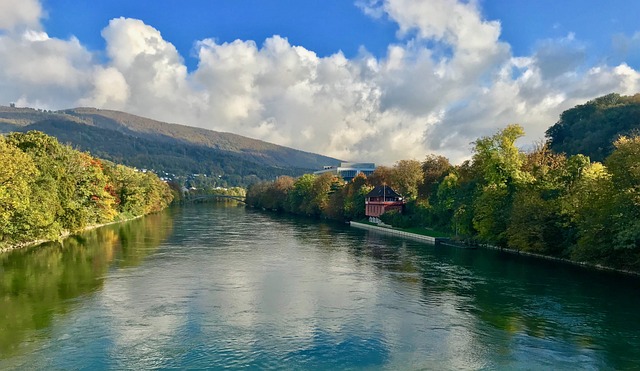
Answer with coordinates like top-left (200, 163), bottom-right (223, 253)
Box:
top-left (313, 162), bottom-right (376, 182)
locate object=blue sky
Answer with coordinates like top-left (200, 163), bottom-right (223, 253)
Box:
top-left (41, 0), bottom-right (399, 68)
top-left (41, 0), bottom-right (640, 68)
top-left (2, 0), bottom-right (640, 163)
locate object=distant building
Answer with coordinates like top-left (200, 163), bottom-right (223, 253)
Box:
top-left (365, 185), bottom-right (405, 218)
top-left (314, 162), bottom-right (376, 182)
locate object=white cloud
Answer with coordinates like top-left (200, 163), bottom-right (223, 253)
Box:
top-left (0, 0), bottom-right (43, 31)
top-left (79, 67), bottom-right (130, 109)
top-left (0, 31), bottom-right (94, 109)
top-left (0, 0), bottom-right (639, 165)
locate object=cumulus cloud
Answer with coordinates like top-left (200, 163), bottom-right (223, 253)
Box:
top-left (0, 0), bottom-right (43, 31)
top-left (0, 30), bottom-right (94, 109)
top-left (1, 0), bottom-right (640, 164)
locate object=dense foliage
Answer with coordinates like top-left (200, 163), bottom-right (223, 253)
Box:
top-left (546, 93), bottom-right (640, 161)
top-left (247, 125), bottom-right (640, 271)
top-left (0, 131), bottom-right (173, 248)
top-left (246, 173), bottom-right (372, 221)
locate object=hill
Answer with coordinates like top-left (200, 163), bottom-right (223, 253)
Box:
top-left (0, 106), bottom-right (340, 186)
top-left (545, 93), bottom-right (640, 161)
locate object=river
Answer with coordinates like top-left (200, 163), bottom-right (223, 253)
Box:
top-left (1, 204), bottom-right (639, 370)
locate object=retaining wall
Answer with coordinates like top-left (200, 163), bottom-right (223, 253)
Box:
top-left (349, 221), bottom-right (447, 244)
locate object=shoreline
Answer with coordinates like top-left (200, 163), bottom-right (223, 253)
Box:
top-left (477, 243), bottom-right (640, 277)
top-left (349, 220), bottom-right (640, 278)
top-left (0, 214), bottom-right (144, 254)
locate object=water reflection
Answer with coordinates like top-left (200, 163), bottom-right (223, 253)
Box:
top-left (257, 209), bottom-right (640, 369)
top-left (2, 204), bottom-right (640, 369)
top-left (0, 211), bottom-right (174, 359)
top-left (378, 234), bottom-right (639, 368)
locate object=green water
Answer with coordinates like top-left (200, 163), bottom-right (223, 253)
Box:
top-left (1, 204), bottom-right (639, 369)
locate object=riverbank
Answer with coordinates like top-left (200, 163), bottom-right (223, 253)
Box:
top-left (0, 215), bottom-right (143, 254)
top-left (479, 243), bottom-right (640, 277)
top-left (350, 220), bottom-right (640, 277)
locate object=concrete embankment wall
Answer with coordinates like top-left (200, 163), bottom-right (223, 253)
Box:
top-left (349, 221), bottom-right (446, 244)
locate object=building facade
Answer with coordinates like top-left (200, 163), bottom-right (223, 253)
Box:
top-left (313, 162), bottom-right (375, 182)
top-left (365, 185), bottom-right (405, 218)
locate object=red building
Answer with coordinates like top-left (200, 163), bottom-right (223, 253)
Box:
top-left (365, 185), bottom-right (405, 218)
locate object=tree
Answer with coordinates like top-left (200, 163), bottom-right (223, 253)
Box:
top-left (343, 173), bottom-right (371, 221)
top-left (472, 124), bottom-right (531, 188)
top-left (604, 136), bottom-right (640, 251)
top-left (471, 125), bottom-right (531, 245)
top-left (367, 166), bottom-right (394, 187)
top-left (391, 159), bottom-right (424, 200)
top-left (545, 93), bottom-right (640, 162)
top-left (0, 131), bottom-right (172, 247)
top-left (506, 145), bottom-right (571, 254)
top-left (419, 155), bottom-right (452, 199)
top-left (287, 174), bottom-right (316, 215)
top-left (562, 162), bottom-right (618, 261)
top-left (0, 138), bottom-right (38, 242)
top-left (309, 173), bottom-right (342, 216)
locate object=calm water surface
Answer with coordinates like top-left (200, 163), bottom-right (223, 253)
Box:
top-left (1, 204), bottom-right (640, 370)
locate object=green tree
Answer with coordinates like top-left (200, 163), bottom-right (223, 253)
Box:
top-left (343, 173), bottom-right (372, 221)
top-left (0, 138), bottom-right (39, 242)
top-left (506, 145), bottom-right (571, 254)
top-left (546, 93), bottom-right (640, 162)
top-left (287, 174), bottom-right (316, 215)
top-left (605, 136), bottom-right (640, 251)
top-left (471, 125), bottom-right (531, 245)
top-left (391, 159), bottom-right (424, 199)
top-left (419, 154), bottom-right (452, 200)
top-left (562, 162), bottom-right (618, 261)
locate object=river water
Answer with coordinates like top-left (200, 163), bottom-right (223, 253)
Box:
top-left (1, 204), bottom-right (640, 370)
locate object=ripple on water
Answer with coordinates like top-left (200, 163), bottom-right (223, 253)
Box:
top-left (2, 204), bottom-right (640, 370)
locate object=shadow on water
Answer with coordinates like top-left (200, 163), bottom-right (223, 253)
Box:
top-left (0, 211), bottom-right (175, 359)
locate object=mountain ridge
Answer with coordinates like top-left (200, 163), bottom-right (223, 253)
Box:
top-left (0, 105), bottom-right (341, 186)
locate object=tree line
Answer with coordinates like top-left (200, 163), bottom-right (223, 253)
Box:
top-left (246, 124), bottom-right (640, 271)
top-left (0, 131), bottom-right (174, 248)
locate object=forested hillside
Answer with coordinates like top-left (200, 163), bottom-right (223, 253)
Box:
top-left (0, 131), bottom-right (173, 249)
top-left (546, 93), bottom-right (640, 161)
top-left (0, 106), bottom-right (340, 186)
top-left (19, 119), bottom-right (307, 184)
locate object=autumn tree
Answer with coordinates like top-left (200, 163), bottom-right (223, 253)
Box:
top-left (367, 166), bottom-right (394, 188)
